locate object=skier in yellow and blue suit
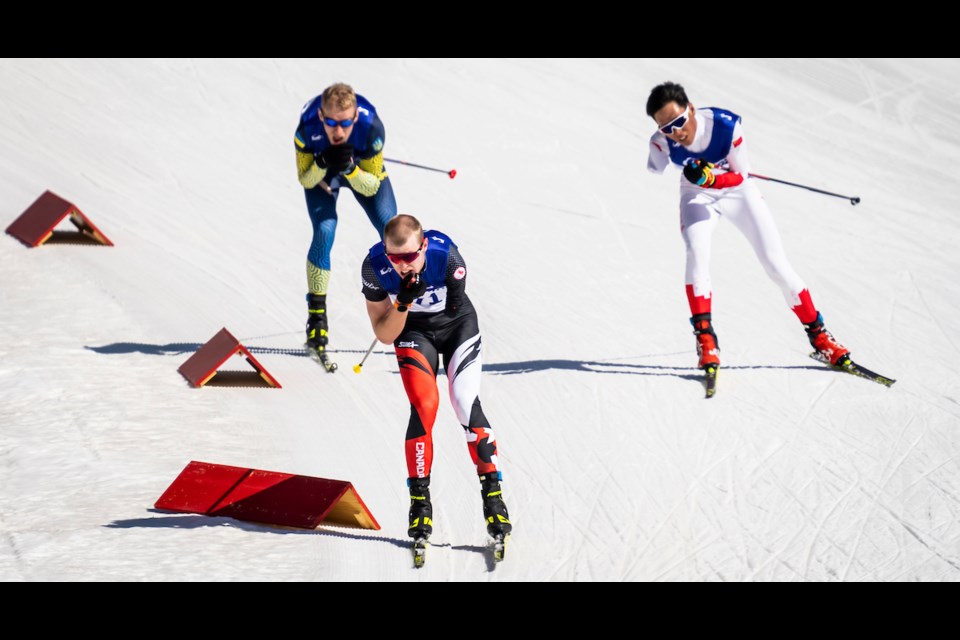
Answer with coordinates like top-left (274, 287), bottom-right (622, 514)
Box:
top-left (295, 82), bottom-right (397, 366)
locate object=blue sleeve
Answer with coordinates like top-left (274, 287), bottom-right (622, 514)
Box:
top-left (294, 123), bottom-right (314, 155)
top-left (358, 114), bottom-right (385, 160)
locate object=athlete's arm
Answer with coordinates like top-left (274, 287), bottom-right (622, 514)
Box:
top-left (294, 128), bottom-right (327, 189)
top-left (444, 246), bottom-right (467, 315)
top-left (647, 133), bottom-right (671, 174)
top-left (366, 297), bottom-right (408, 344)
top-left (361, 256), bottom-right (407, 344)
top-left (709, 121), bottom-right (748, 189)
top-left (344, 116), bottom-right (388, 196)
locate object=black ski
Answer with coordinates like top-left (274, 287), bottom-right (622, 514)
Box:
top-left (306, 345), bottom-right (338, 373)
top-left (491, 533), bottom-right (507, 563)
top-left (412, 537), bottom-right (428, 568)
top-left (703, 364), bottom-right (718, 398)
top-left (810, 353), bottom-right (895, 387)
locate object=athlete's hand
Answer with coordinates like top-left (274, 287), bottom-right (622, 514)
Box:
top-left (396, 272), bottom-right (427, 307)
top-left (318, 143), bottom-right (355, 174)
top-left (683, 159), bottom-right (716, 188)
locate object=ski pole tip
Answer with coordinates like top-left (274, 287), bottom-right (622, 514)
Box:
top-left (448, 169), bottom-right (457, 179)
top-left (353, 364), bottom-right (363, 374)
top-left (850, 197), bottom-right (861, 205)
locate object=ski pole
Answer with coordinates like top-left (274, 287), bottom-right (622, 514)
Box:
top-left (749, 172), bottom-right (860, 205)
top-left (384, 157), bottom-right (457, 179)
top-left (353, 338), bottom-right (379, 374)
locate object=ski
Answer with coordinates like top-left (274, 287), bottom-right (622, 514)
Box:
top-left (809, 353), bottom-right (895, 387)
top-left (412, 537), bottom-right (428, 568)
top-left (491, 533), bottom-right (507, 563)
top-left (703, 364), bottom-right (718, 398)
top-left (306, 345), bottom-right (338, 373)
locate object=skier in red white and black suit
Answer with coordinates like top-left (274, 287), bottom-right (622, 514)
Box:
top-left (361, 214), bottom-right (511, 542)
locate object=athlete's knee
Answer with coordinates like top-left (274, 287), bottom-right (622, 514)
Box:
top-left (464, 425), bottom-right (499, 469)
top-left (449, 393), bottom-right (474, 425)
top-left (414, 393), bottom-right (440, 424)
top-left (400, 367), bottom-right (440, 422)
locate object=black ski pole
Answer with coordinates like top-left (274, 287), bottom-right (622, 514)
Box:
top-left (353, 338), bottom-right (379, 374)
top-left (384, 157), bottom-right (457, 179)
top-left (749, 172), bottom-right (860, 205)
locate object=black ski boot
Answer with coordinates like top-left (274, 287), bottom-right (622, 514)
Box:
top-left (480, 472), bottom-right (511, 537)
top-left (305, 293), bottom-right (329, 354)
top-left (407, 477), bottom-right (433, 540)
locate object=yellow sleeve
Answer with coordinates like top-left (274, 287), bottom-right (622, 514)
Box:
top-left (296, 148), bottom-right (327, 189)
top-left (344, 150), bottom-right (388, 196)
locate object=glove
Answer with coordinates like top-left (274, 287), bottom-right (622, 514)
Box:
top-left (317, 143), bottom-right (355, 175)
top-left (395, 272), bottom-right (427, 310)
top-left (683, 159), bottom-right (716, 188)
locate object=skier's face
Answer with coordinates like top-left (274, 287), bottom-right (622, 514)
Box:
top-left (654, 101), bottom-right (696, 146)
top-left (320, 105), bottom-right (358, 145)
top-left (385, 235), bottom-right (427, 277)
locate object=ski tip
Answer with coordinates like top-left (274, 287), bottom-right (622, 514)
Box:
top-left (702, 365), bottom-right (718, 398)
top-left (490, 533), bottom-right (508, 563)
top-left (412, 537), bottom-right (428, 568)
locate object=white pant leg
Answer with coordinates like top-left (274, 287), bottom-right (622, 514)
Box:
top-left (680, 191), bottom-right (721, 297)
top-left (446, 333), bottom-right (483, 426)
top-left (720, 183), bottom-right (806, 306)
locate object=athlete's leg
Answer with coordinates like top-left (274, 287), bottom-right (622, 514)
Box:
top-left (303, 185), bottom-right (339, 352)
top-left (440, 313), bottom-right (500, 475)
top-left (440, 314), bottom-right (510, 535)
top-left (395, 330), bottom-right (440, 480)
top-left (681, 192), bottom-right (722, 367)
top-left (721, 184), bottom-right (817, 323)
top-left (680, 191), bottom-right (720, 316)
top-left (352, 176), bottom-right (397, 241)
top-left (304, 185), bottom-right (339, 294)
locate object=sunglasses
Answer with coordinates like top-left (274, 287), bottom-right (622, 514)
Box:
top-left (322, 114), bottom-right (357, 128)
top-left (659, 107), bottom-right (690, 135)
top-left (385, 242), bottom-right (425, 264)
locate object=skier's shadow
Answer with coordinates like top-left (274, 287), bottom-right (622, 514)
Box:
top-left (85, 342), bottom-right (383, 357)
top-left (105, 511), bottom-right (492, 561)
top-left (484, 359), bottom-right (825, 380)
top-left (105, 511), bottom-right (412, 549)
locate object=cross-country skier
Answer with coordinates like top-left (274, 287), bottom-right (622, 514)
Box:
top-left (646, 81), bottom-right (851, 373)
top-left (295, 82), bottom-right (397, 367)
top-left (360, 214), bottom-right (511, 543)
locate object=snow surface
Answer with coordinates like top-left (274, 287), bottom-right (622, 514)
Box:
top-left (1, 58), bottom-right (958, 581)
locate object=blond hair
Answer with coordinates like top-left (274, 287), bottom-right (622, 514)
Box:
top-left (385, 215), bottom-right (423, 247)
top-left (321, 83), bottom-right (357, 113)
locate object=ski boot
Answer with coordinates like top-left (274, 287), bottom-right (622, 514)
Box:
top-left (804, 312), bottom-right (850, 365)
top-left (480, 472), bottom-right (511, 537)
top-left (691, 313), bottom-right (720, 369)
top-left (305, 293), bottom-right (337, 371)
top-left (407, 477), bottom-right (433, 539)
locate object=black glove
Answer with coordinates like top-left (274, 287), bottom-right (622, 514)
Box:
top-left (396, 272), bottom-right (427, 309)
top-left (317, 143), bottom-right (355, 174)
top-left (683, 158), bottom-right (715, 187)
